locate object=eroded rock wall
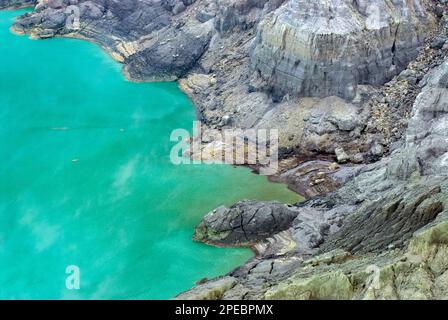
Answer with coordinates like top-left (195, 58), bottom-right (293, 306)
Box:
top-left (0, 0), bottom-right (36, 9)
top-left (251, 0), bottom-right (436, 100)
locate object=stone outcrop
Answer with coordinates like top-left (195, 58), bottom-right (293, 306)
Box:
top-left (265, 218), bottom-right (448, 300)
top-left (193, 201), bottom-right (300, 248)
top-left (388, 57), bottom-right (448, 179)
top-left (12, 0), bottom-right (215, 80)
top-left (179, 217), bottom-right (448, 299)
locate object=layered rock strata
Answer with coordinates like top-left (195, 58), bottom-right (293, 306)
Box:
top-left (251, 0), bottom-right (436, 100)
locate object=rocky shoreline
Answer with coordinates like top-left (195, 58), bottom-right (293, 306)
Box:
top-left (0, 0), bottom-right (34, 10)
top-left (3, 0), bottom-right (448, 300)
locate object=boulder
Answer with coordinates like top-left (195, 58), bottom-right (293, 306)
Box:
top-left (193, 200), bottom-right (300, 247)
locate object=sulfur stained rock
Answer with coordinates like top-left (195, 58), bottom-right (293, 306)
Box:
top-left (180, 216), bottom-right (448, 300)
top-left (174, 276), bottom-right (237, 300)
top-left (265, 271), bottom-right (354, 300)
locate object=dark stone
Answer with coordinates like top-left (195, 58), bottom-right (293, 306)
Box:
top-left (193, 201), bottom-right (299, 247)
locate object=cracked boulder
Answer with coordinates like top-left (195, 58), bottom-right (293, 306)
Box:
top-left (193, 200), bottom-right (299, 247)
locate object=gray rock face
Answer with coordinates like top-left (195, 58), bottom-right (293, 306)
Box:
top-left (250, 0), bottom-right (436, 100)
top-left (193, 200), bottom-right (299, 247)
top-left (303, 60), bottom-right (448, 253)
top-left (321, 178), bottom-right (445, 254)
top-left (13, 0), bottom-right (213, 80)
top-left (214, 0), bottom-right (285, 34)
top-left (388, 60), bottom-right (448, 179)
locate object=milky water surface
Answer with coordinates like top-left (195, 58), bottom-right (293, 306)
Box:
top-left (0, 10), bottom-right (300, 299)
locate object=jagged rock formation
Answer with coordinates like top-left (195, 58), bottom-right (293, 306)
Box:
top-left (177, 219), bottom-right (448, 299)
top-left (265, 219), bottom-right (448, 300)
top-left (12, 0), bottom-right (215, 80)
top-left (195, 194), bottom-right (357, 256)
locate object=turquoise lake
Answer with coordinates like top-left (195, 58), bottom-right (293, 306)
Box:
top-left (0, 10), bottom-right (300, 299)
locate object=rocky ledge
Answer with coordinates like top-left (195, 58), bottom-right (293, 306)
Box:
top-left (3, 0), bottom-right (448, 300)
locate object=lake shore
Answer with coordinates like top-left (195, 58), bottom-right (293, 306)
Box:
top-left (4, 0), bottom-right (448, 300)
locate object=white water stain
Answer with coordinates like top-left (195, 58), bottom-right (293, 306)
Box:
top-left (19, 208), bottom-right (61, 252)
top-left (112, 155), bottom-right (141, 200)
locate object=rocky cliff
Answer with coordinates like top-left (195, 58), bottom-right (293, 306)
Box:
top-left (7, 0), bottom-right (442, 162)
top-left (251, 0), bottom-right (435, 100)
top-left (3, 0), bottom-right (448, 300)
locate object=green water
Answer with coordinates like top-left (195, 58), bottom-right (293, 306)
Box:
top-left (0, 10), bottom-right (300, 299)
